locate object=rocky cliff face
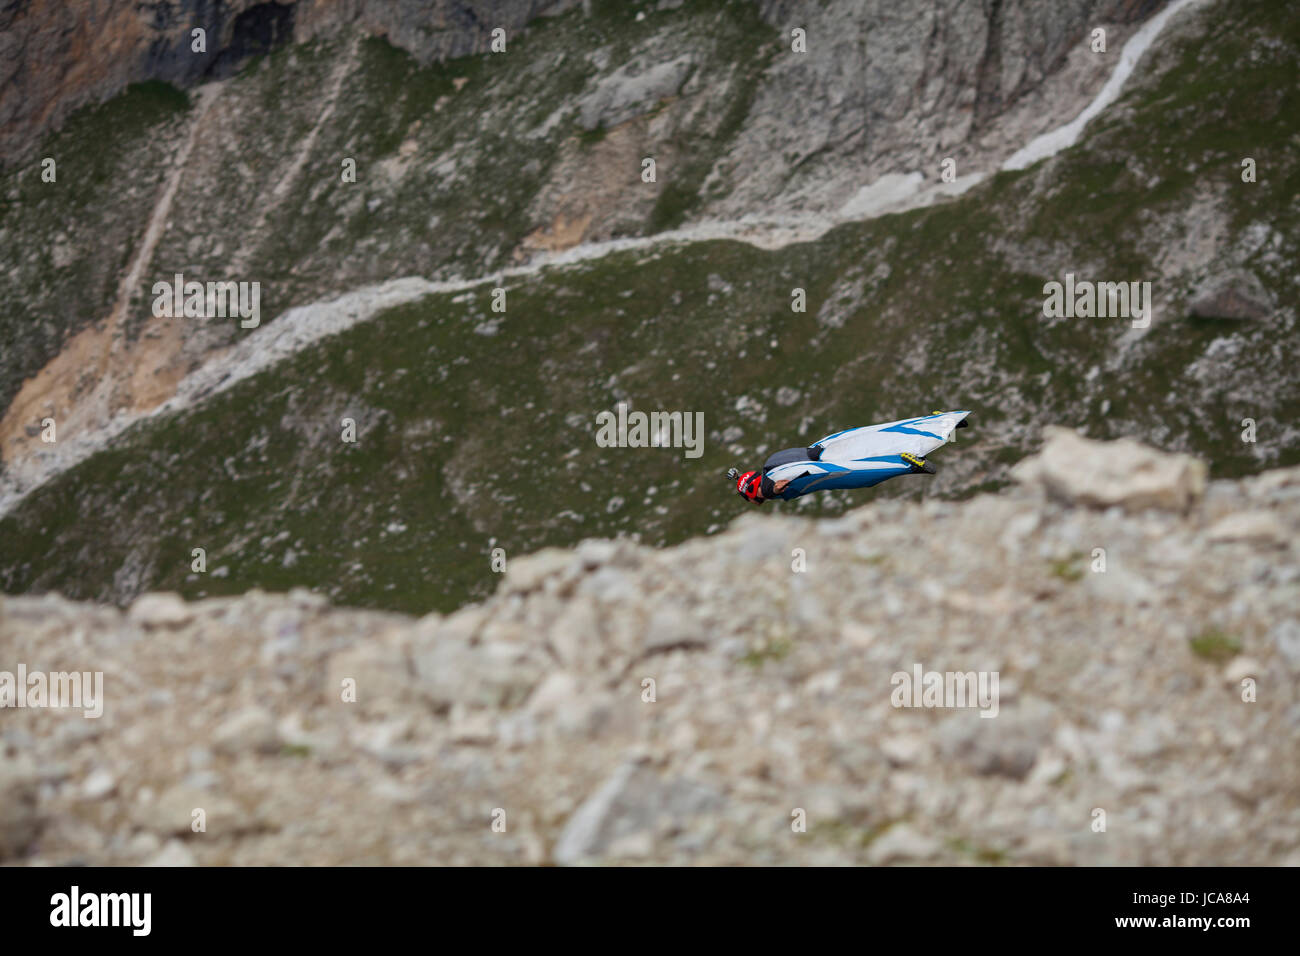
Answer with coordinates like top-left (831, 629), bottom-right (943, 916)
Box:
top-left (706, 0), bottom-right (1166, 219)
top-left (2, 0), bottom-right (1163, 201)
top-left (0, 0), bottom-right (582, 166)
top-left (3, 431), bottom-right (1297, 865)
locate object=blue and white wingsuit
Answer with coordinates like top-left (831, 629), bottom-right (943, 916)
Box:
top-left (746, 411), bottom-right (970, 501)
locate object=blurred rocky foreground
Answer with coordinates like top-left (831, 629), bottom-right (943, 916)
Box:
top-left (2, 429), bottom-right (1298, 866)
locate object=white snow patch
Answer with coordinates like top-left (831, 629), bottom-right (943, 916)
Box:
top-left (1003, 0), bottom-right (1206, 171)
top-left (838, 172), bottom-right (925, 219)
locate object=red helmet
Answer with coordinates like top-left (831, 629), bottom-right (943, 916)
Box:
top-left (735, 470), bottom-right (762, 501)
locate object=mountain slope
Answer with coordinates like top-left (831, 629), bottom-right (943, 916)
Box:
top-left (1, 0), bottom-right (1296, 614)
top-left (0, 0), bottom-right (1159, 457)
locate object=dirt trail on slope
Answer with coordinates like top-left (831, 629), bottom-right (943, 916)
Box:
top-left (230, 37), bottom-right (361, 274)
top-left (0, 83), bottom-right (224, 474)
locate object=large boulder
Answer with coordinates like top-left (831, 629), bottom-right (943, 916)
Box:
top-left (1012, 427), bottom-right (1207, 512)
top-left (577, 54), bottom-right (697, 131)
top-left (1187, 270), bottom-right (1274, 321)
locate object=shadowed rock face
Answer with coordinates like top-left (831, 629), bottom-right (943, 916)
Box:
top-left (183, 1), bottom-right (299, 81)
top-left (2, 435), bottom-right (1297, 865)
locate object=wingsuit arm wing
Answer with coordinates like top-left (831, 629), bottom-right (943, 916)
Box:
top-left (763, 461), bottom-right (850, 499)
top-left (764, 462), bottom-right (821, 483)
top-left (796, 469), bottom-right (853, 492)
